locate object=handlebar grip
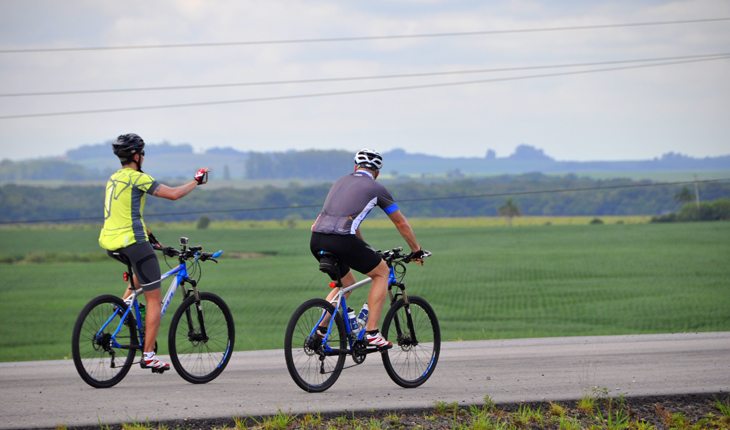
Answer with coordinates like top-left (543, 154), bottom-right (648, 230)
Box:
top-left (199, 250), bottom-right (223, 262)
top-left (160, 247), bottom-right (178, 257)
top-left (404, 249), bottom-right (431, 263)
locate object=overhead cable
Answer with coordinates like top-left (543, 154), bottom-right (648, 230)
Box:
top-left (1, 55), bottom-right (728, 120)
top-left (1, 52), bottom-right (728, 98)
top-left (1, 17), bottom-right (729, 54)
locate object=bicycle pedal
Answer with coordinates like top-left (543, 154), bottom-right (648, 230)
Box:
top-left (151, 367), bottom-right (167, 374)
top-left (369, 344), bottom-right (393, 352)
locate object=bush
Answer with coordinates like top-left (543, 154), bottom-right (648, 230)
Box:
top-left (651, 199), bottom-right (730, 223)
top-left (590, 217), bottom-right (604, 225)
top-left (196, 216), bottom-right (211, 229)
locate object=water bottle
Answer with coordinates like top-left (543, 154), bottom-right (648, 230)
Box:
top-left (347, 308), bottom-right (359, 332)
top-left (356, 303), bottom-right (369, 329)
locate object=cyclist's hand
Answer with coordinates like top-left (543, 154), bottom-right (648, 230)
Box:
top-left (148, 232), bottom-right (163, 250)
top-left (194, 168), bottom-right (209, 185)
top-left (162, 246), bottom-right (178, 257)
top-left (406, 249), bottom-right (428, 265)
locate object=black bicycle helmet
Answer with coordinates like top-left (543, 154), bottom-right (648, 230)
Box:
top-left (354, 148), bottom-right (383, 170)
top-left (112, 133), bottom-right (145, 163)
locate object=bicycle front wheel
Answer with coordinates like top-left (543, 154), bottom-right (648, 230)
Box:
top-left (72, 295), bottom-right (138, 388)
top-left (381, 296), bottom-right (440, 388)
top-left (168, 292), bottom-right (235, 384)
top-left (284, 298), bottom-right (346, 392)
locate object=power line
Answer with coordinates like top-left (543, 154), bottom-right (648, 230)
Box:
top-left (2, 52), bottom-right (728, 98)
top-left (1, 178), bottom-right (728, 225)
top-left (1, 55), bottom-right (728, 120)
top-left (2, 17), bottom-right (729, 54)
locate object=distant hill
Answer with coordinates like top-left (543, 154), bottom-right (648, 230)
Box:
top-left (1, 141), bottom-right (729, 182)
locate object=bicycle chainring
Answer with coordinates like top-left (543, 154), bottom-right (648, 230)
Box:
top-left (352, 340), bottom-right (368, 364)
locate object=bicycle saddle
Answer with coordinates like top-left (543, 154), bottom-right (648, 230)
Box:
top-left (316, 250), bottom-right (340, 281)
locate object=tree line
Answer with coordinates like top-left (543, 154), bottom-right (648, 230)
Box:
top-left (2, 173), bottom-right (729, 224)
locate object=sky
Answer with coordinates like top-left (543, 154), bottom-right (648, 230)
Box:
top-left (0, 0), bottom-right (729, 162)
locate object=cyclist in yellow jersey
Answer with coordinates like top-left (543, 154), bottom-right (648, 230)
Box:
top-left (99, 133), bottom-right (210, 372)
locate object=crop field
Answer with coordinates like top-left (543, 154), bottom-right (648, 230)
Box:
top-left (0, 218), bottom-right (728, 362)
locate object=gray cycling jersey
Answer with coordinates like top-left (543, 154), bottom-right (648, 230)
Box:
top-left (312, 170), bottom-right (400, 235)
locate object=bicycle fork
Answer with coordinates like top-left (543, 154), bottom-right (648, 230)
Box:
top-left (183, 281), bottom-right (209, 343)
top-left (388, 283), bottom-right (419, 347)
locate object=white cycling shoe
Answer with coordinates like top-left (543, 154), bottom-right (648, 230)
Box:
top-left (366, 331), bottom-right (393, 350)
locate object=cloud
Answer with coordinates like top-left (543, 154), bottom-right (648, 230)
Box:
top-left (0, 0), bottom-right (728, 161)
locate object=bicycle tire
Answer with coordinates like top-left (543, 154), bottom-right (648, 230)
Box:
top-left (168, 292), bottom-right (235, 384)
top-left (72, 294), bottom-right (138, 388)
top-left (381, 296), bottom-right (440, 388)
top-left (284, 298), bottom-right (347, 392)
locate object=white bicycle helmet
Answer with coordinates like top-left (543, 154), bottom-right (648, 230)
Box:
top-left (354, 148), bottom-right (383, 170)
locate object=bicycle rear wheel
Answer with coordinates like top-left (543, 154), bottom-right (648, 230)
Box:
top-left (381, 295), bottom-right (440, 388)
top-left (72, 295), bottom-right (138, 388)
top-left (284, 298), bottom-right (346, 392)
top-left (168, 292), bottom-right (235, 384)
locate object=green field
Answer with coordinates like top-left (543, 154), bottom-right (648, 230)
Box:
top-left (0, 219), bottom-right (728, 362)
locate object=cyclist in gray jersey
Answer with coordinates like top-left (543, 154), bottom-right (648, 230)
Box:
top-left (310, 148), bottom-right (425, 349)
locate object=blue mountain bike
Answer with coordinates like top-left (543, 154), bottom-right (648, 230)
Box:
top-left (284, 247), bottom-right (440, 392)
top-left (72, 237), bottom-right (234, 388)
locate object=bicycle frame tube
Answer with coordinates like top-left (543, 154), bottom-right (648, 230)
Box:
top-left (339, 276), bottom-right (373, 295)
top-left (160, 263), bottom-right (187, 317)
top-left (104, 262), bottom-right (188, 347)
top-left (316, 265), bottom-right (399, 348)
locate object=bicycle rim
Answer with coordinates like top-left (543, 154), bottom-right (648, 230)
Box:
top-left (284, 298), bottom-right (346, 392)
top-left (72, 295), bottom-right (137, 388)
top-left (169, 292), bottom-right (235, 384)
top-left (381, 296), bottom-right (440, 388)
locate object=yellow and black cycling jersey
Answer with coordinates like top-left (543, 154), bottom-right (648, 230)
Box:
top-left (99, 167), bottom-right (160, 251)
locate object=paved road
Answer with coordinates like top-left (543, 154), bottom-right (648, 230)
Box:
top-left (1, 332), bottom-right (728, 429)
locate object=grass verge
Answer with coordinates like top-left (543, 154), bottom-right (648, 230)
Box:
top-left (62, 393), bottom-right (730, 429)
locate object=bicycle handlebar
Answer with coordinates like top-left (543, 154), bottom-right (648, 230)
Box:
top-left (156, 242), bottom-right (223, 263)
top-left (379, 247), bottom-right (432, 264)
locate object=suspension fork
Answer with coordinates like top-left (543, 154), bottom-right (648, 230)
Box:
top-left (182, 279), bottom-right (208, 341)
top-left (388, 281), bottom-right (419, 345)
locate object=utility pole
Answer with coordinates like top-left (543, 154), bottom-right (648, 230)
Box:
top-left (693, 175), bottom-right (701, 210)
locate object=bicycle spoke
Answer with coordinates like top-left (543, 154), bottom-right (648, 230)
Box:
top-left (169, 292), bottom-right (234, 384)
top-left (285, 299), bottom-right (346, 392)
top-left (382, 297), bottom-right (440, 388)
top-left (72, 295), bottom-right (136, 388)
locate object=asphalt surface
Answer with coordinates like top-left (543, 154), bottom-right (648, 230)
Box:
top-left (1, 332), bottom-right (728, 429)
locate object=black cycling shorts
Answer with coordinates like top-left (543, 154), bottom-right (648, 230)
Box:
top-left (310, 232), bottom-right (383, 277)
top-left (107, 241), bottom-right (162, 292)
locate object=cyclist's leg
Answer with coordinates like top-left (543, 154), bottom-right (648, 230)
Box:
top-left (116, 243), bottom-right (165, 367)
top-left (364, 260), bottom-right (389, 331)
top-left (131, 247), bottom-right (161, 353)
top-left (107, 250), bottom-right (138, 301)
top-left (316, 271), bottom-right (356, 333)
top-left (142, 288), bottom-right (162, 352)
top-left (121, 274), bottom-right (139, 302)
top-left (324, 270), bottom-right (356, 302)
